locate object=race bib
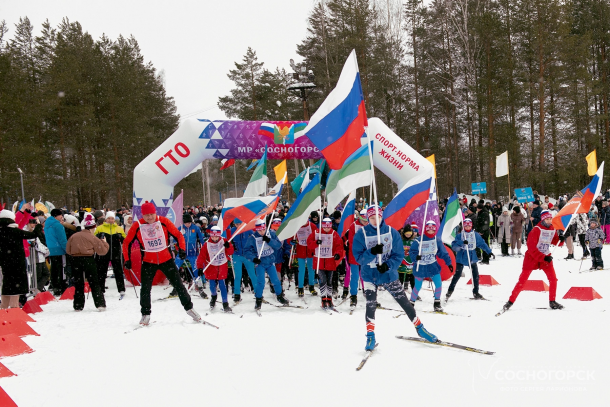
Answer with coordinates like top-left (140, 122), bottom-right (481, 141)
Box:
top-left (419, 240), bottom-right (438, 265)
top-left (255, 236), bottom-right (275, 258)
top-left (314, 233), bottom-right (333, 258)
top-left (537, 229), bottom-right (554, 255)
top-left (207, 240), bottom-right (227, 266)
top-left (462, 231), bottom-right (476, 251)
top-left (296, 225), bottom-right (312, 246)
top-left (365, 231), bottom-right (392, 267)
top-left (140, 221), bottom-right (167, 252)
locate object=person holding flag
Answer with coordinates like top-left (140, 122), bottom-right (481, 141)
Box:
top-left (244, 219), bottom-right (290, 311)
top-left (352, 205), bottom-right (438, 351)
top-left (175, 213), bottom-right (207, 299)
top-left (292, 215), bottom-right (319, 297)
top-left (446, 218), bottom-right (492, 301)
top-left (408, 220), bottom-right (453, 312)
top-left (344, 208), bottom-right (368, 308)
top-left (307, 217), bottom-right (345, 310)
top-left (195, 226), bottom-right (234, 312)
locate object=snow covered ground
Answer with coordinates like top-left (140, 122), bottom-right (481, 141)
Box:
top-left (2, 243), bottom-right (608, 406)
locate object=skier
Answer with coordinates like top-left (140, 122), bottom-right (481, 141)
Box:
top-left (94, 211), bottom-right (127, 297)
top-left (307, 217), bottom-right (344, 310)
top-left (122, 201), bottom-right (202, 325)
top-left (230, 219), bottom-right (257, 303)
top-left (244, 219), bottom-right (290, 311)
top-left (344, 209), bottom-right (368, 307)
top-left (352, 205), bottom-right (438, 351)
top-left (292, 212), bottom-right (319, 297)
top-left (585, 218), bottom-right (605, 270)
top-left (195, 226), bottom-right (234, 312)
top-left (176, 214), bottom-right (208, 298)
top-left (501, 210), bottom-right (565, 312)
top-left (446, 218), bottom-right (492, 301)
top-left (408, 220), bottom-right (453, 312)
top-left (397, 225), bottom-right (416, 292)
top-left (270, 217), bottom-right (287, 292)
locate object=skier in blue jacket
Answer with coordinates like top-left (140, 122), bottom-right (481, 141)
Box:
top-left (175, 214), bottom-right (207, 298)
top-left (352, 205), bottom-right (438, 351)
top-left (409, 220), bottom-right (453, 312)
top-left (230, 220), bottom-right (257, 303)
top-left (44, 209), bottom-right (68, 296)
top-left (244, 219), bottom-right (290, 311)
top-left (446, 218), bottom-right (492, 301)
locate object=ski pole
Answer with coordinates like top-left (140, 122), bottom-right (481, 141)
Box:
top-left (127, 268), bottom-right (140, 298)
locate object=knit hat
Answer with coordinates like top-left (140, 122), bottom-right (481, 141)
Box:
top-left (255, 219), bottom-right (266, 231)
top-left (0, 209), bottom-right (16, 221)
top-left (411, 222), bottom-right (419, 232)
top-left (332, 210), bottom-right (341, 219)
top-left (366, 205), bottom-right (383, 219)
top-left (51, 208), bottom-right (63, 218)
top-left (183, 214), bottom-right (193, 224)
top-left (540, 210), bottom-right (553, 221)
top-left (64, 214), bottom-right (80, 226)
top-left (93, 210), bottom-right (104, 220)
top-left (209, 226), bottom-right (222, 236)
top-left (424, 220), bottom-right (437, 237)
top-left (502, 206), bottom-right (508, 212)
top-left (141, 201), bottom-right (156, 215)
top-left (321, 217), bottom-right (332, 228)
top-left (105, 211), bottom-right (116, 219)
top-left (534, 200), bottom-right (541, 206)
top-left (310, 211), bottom-right (319, 219)
top-left (82, 213), bottom-right (96, 229)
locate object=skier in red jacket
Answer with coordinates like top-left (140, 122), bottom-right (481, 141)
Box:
top-left (123, 201), bottom-right (202, 325)
top-left (307, 217), bottom-right (345, 310)
top-left (195, 226), bottom-right (234, 312)
top-left (501, 210), bottom-right (565, 312)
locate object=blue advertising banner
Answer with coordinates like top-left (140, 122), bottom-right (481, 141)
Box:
top-left (514, 187), bottom-right (534, 203)
top-left (471, 182), bottom-right (487, 194)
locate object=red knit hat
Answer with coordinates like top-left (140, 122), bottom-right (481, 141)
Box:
top-left (141, 201), bottom-right (156, 215)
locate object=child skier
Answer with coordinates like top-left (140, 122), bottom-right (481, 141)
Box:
top-left (398, 225), bottom-right (416, 292)
top-left (446, 218), bottom-right (493, 301)
top-left (307, 217), bottom-right (345, 310)
top-left (344, 209), bottom-right (368, 307)
top-left (292, 213), bottom-right (319, 297)
top-left (270, 217), bottom-right (286, 292)
top-left (501, 210), bottom-right (565, 312)
top-left (195, 226), bottom-right (234, 312)
top-left (409, 220), bottom-right (453, 312)
top-left (585, 218), bottom-right (605, 270)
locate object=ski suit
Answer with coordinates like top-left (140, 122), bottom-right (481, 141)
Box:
top-left (409, 235), bottom-right (452, 301)
top-left (94, 222), bottom-right (126, 294)
top-left (345, 220), bottom-right (366, 295)
top-left (293, 222), bottom-right (317, 288)
top-left (244, 230), bottom-right (283, 298)
top-left (175, 223), bottom-right (206, 279)
top-left (448, 230), bottom-right (491, 295)
top-left (196, 237), bottom-right (234, 303)
top-left (306, 228), bottom-right (344, 298)
top-left (231, 228), bottom-right (257, 295)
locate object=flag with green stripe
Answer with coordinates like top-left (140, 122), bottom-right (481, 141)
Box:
top-left (326, 143), bottom-right (371, 211)
top-left (439, 189), bottom-right (463, 245)
top-left (244, 148), bottom-right (268, 197)
top-left (277, 174), bottom-right (322, 241)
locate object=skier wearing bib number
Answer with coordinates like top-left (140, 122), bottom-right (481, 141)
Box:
top-left (446, 218), bottom-right (492, 301)
top-left (195, 226), bottom-right (234, 312)
top-left (244, 219), bottom-right (290, 311)
top-left (175, 214), bottom-right (208, 299)
top-left (409, 220), bottom-right (453, 312)
top-left (502, 210), bottom-right (565, 312)
top-left (307, 217), bottom-right (345, 310)
top-left (344, 209), bottom-right (368, 308)
top-left (352, 205), bottom-right (438, 351)
top-left (291, 213), bottom-right (319, 297)
top-left (122, 201), bottom-right (202, 325)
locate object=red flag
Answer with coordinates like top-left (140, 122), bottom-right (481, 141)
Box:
top-left (220, 159), bottom-right (235, 170)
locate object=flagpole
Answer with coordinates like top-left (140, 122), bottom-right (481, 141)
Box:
top-left (364, 131), bottom-right (382, 263)
top-left (461, 217), bottom-right (472, 270)
top-left (415, 198), bottom-right (431, 273)
top-left (258, 211), bottom-right (275, 259)
top-left (507, 152), bottom-right (511, 203)
top-left (199, 221), bottom-right (248, 276)
top-left (233, 163), bottom-right (238, 198)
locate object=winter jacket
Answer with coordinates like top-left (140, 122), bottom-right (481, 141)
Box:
top-left (244, 230), bottom-right (282, 266)
top-left (451, 230), bottom-right (491, 266)
top-left (511, 211), bottom-right (526, 234)
top-left (196, 237), bottom-right (234, 280)
top-left (576, 213), bottom-right (589, 235)
top-left (306, 228), bottom-right (345, 271)
top-left (293, 222), bottom-right (317, 258)
top-left (345, 220), bottom-right (367, 265)
top-left (475, 209), bottom-right (490, 234)
top-left (497, 213), bottom-right (512, 242)
top-left (44, 216), bottom-right (68, 256)
top-left (352, 221), bottom-right (403, 285)
top-left (230, 228), bottom-right (254, 256)
top-left (177, 223), bottom-right (206, 257)
top-left (66, 230), bottom-right (109, 257)
top-left (25, 231), bottom-right (49, 264)
top-left (409, 235), bottom-right (452, 278)
top-left (398, 238), bottom-right (415, 274)
top-left (600, 207), bottom-right (610, 225)
top-left (523, 223), bottom-right (560, 270)
top-left (528, 206), bottom-right (543, 232)
top-left (0, 219), bottom-right (43, 295)
top-left (94, 222), bottom-right (126, 259)
top-left (585, 227), bottom-right (606, 249)
top-left (122, 216), bottom-right (185, 265)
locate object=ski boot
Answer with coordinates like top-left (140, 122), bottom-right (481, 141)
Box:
top-left (409, 300), bottom-right (415, 307)
top-left (270, 282), bottom-right (275, 294)
top-left (233, 294), bottom-right (241, 304)
top-left (119, 291), bottom-right (125, 300)
top-left (376, 302), bottom-right (382, 309)
top-left (342, 287), bottom-right (349, 300)
top-left (97, 307), bottom-right (106, 312)
top-left (597, 266), bottom-right (604, 270)
top-left (473, 292), bottom-right (485, 300)
top-left (433, 300), bottom-right (443, 312)
top-left (327, 297), bottom-right (334, 309)
top-left (445, 290), bottom-right (453, 301)
top-left (321, 297), bottom-right (329, 309)
top-left (298, 287), bottom-right (304, 297)
top-left (564, 253), bottom-right (574, 260)
top-left (139, 315), bottom-right (151, 326)
top-left (350, 295), bottom-right (357, 307)
top-left (186, 308), bottom-right (202, 322)
top-left (332, 288), bottom-right (338, 298)
top-left (277, 293), bottom-right (290, 305)
top-left (222, 302), bottom-right (232, 313)
top-left (365, 331), bottom-right (376, 351)
top-left (415, 323), bottom-right (437, 343)
top-left (198, 287), bottom-right (208, 299)
top-left (309, 286), bottom-right (318, 296)
top-left (254, 297), bottom-right (262, 311)
top-left (502, 301), bottom-right (513, 312)
top-left (590, 266), bottom-right (596, 270)
top-left (549, 300), bottom-right (564, 310)
top-left (209, 295), bottom-right (217, 310)
top-left (168, 288), bottom-right (178, 298)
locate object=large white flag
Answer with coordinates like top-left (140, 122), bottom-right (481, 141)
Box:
top-left (496, 151), bottom-right (509, 177)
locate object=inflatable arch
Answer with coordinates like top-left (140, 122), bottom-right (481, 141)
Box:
top-left (132, 117), bottom-right (433, 220)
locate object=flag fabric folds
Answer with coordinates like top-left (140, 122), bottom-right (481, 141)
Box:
top-left (220, 190), bottom-right (280, 231)
top-left (302, 50), bottom-right (368, 170)
top-left (243, 148), bottom-right (268, 197)
top-left (496, 151), bottom-right (509, 177)
top-left (172, 190), bottom-right (184, 228)
top-left (552, 162), bottom-right (605, 230)
top-left (277, 174), bottom-right (321, 241)
top-left (274, 160), bottom-right (287, 184)
top-left (382, 170), bottom-right (433, 230)
top-left (326, 144), bottom-right (372, 211)
top-left (438, 189), bottom-right (463, 245)
top-left (426, 154), bottom-right (437, 178)
top-left (337, 190), bottom-right (357, 237)
top-left (246, 159), bottom-right (259, 171)
top-left (220, 159), bottom-right (235, 171)
top-left (586, 150), bottom-right (597, 176)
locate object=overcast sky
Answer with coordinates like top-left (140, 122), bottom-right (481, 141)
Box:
top-left (1, 0), bottom-right (314, 121)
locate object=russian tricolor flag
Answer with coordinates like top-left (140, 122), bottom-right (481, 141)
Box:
top-left (303, 50), bottom-right (368, 170)
top-left (552, 162), bottom-right (605, 230)
top-left (338, 190), bottom-right (357, 237)
top-left (219, 183), bottom-right (282, 231)
top-left (382, 171), bottom-right (433, 230)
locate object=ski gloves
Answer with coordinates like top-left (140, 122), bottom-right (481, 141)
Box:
top-left (178, 249), bottom-right (186, 260)
top-left (370, 243), bottom-right (384, 255)
top-left (224, 241), bottom-right (230, 249)
top-left (334, 254), bottom-right (340, 260)
top-left (544, 255), bottom-right (553, 263)
top-left (262, 236), bottom-right (271, 243)
top-left (253, 258), bottom-right (261, 265)
top-left (376, 263), bottom-right (389, 273)
top-left (124, 260), bottom-right (132, 270)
